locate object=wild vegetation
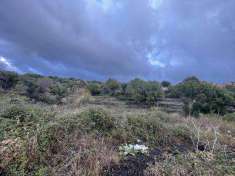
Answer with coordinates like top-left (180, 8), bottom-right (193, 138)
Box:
top-left (0, 71), bottom-right (235, 176)
top-left (88, 76), bottom-right (235, 116)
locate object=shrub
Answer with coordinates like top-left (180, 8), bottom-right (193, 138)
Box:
top-left (54, 136), bottom-right (120, 176)
top-left (50, 83), bottom-right (67, 97)
top-left (161, 81), bottom-right (171, 87)
top-left (104, 79), bottom-right (121, 95)
top-left (0, 71), bottom-right (18, 90)
top-left (37, 122), bottom-right (66, 154)
top-left (67, 88), bottom-right (92, 107)
top-left (125, 79), bottom-right (163, 105)
top-left (223, 113), bottom-right (235, 122)
top-left (88, 82), bottom-right (102, 95)
top-left (23, 78), bottom-right (58, 104)
top-left (183, 76), bottom-right (201, 83)
top-left (169, 78), bottom-right (234, 116)
top-left (126, 115), bottom-right (167, 145)
top-left (144, 151), bottom-right (233, 176)
top-left (22, 77), bottom-right (71, 104)
top-left (1, 106), bottom-right (32, 122)
top-left (0, 137), bottom-right (37, 176)
top-left (80, 108), bottom-right (116, 135)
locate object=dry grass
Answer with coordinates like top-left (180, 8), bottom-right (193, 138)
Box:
top-left (0, 95), bottom-right (234, 175)
top-left (53, 135), bottom-right (120, 176)
top-left (0, 138), bottom-right (23, 171)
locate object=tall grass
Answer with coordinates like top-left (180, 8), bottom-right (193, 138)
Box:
top-left (0, 94), bottom-right (234, 175)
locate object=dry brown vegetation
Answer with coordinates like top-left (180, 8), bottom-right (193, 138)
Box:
top-left (0, 91), bottom-right (234, 175)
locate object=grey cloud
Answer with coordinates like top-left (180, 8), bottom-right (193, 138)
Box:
top-left (0, 0), bottom-right (235, 82)
top-left (155, 0), bottom-right (235, 82)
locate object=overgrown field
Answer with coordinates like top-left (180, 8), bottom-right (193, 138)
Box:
top-left (0, 91), bottom-right (234, 176)
top-left (0, 71), bottom-right (235, 175)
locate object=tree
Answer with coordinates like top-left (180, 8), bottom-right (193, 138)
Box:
top-left (88, 82), bottom-right (102, 95)
top-left (161, 81), bottom-right (171, 87)
top-left (145, 81), bottom-right (163, 105)
top-left (183, 76), bottom-right (200, 83)
top-left (126, 79), bottom-right (147, 102)
top-left (125, 79), bottom-right (163, 105)
top-left (0, 71), bottom-right (18, 90)
top-left (169, 78), bottom-right (234, 116)
top-left (104, 79), bottom-right (121, 95)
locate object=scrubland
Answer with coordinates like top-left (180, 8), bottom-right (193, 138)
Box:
top-left (0, 91), bottom-right (234, 176)
top-left (0, 71), bottom-right (235, 175)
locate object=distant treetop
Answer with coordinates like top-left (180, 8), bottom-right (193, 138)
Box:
top-left (183, 76), bottom-right (200, 83)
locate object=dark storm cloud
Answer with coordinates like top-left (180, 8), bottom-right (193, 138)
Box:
top-left (0, 0), bottom-right (235, 82)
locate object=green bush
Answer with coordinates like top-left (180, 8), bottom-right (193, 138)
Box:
top-left (19, 77), bottom-right (70, 104)
top-left (161, 81), bottom-right (171, 87)
top-left (37, 122), bottom-right (66, 154)
top-left (145, 151), bottom-right (233, 176)
top-left (80, 108), bottom-right (116, 135)
top-left (223, 113), bottom-right (235, 122)
top-left (104, 79), bottom-right (121, 95)
top-left (126, 115), bottom-right (167, 145)
top-left (0, 117), bottom-right (16, 141)
top-left (125, 79), bottom-right (163, 105)
top-left (169, 77), bottom-right (234, 116)
top-left (0, 71), bottom-right (18, 90)
top-left (1, 106), bottom-right (32, 122)
top-left (50, 83), bottom-right (67, 98)
top-left (88, 82), bottom-right (102, 95)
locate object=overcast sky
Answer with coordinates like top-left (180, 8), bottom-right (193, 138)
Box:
top-left (0, 0), bottom-right (235, 82)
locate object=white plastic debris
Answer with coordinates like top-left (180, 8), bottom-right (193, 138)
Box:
top-left (119, 144), bottom-right (149, 156)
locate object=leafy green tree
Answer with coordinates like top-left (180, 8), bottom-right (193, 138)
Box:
top-left (104, 79), bottom-right (121, 95)
top-left (145, 81), bottom-right (163, 105)
top-left (169, 77), bottom-right (234, 116)
top-left (50, 83), bottom-right (67, 98)
top-left (161, 81), bottom-right (171, 87)
top-left (125, 79), bottom-right (163, 105)
top-left (88, 82), bottom-right (102, 95)
top-left (183, 76), bottom-right (200, 83)
top-left (126, 79), bottom-right (148, 102)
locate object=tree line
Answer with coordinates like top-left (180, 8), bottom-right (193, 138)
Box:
top-left (1, 71), bottom-right (235, 116)
top-left (88, 76), bottom-right (235, 116)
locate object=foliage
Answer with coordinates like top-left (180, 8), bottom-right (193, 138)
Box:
top-left (161, 81), bottom-right (171, 87)
top-left (37, 122), bottom-right (66, 154)
top-left (125, 79), bottom-right (163, 105)
top-left (0, 71), bottom-right (235, 175)
top-left (0, 71), bottom-right (18, 90)
top-left (183, 76), bottom-right (201, 83)
top-left (125, 114), bottom-right (168, 145)
top-left (80, 108), bottom-right (116, 135)
top-left (1, 106), bottom-right (32, 122)
top-left (168, 77), bottom-right (234, 116)
top-left (2, 70), bottom-right (233, 116)
top-left (88, 82), bottom-right (102, 95)
top-left (0, 92), bottom-right (234, 175)
top-left (104, 79), bottom-right (122, 95)
top-left (22, 77), bottom-right (59, 104)
top-left (87, 78), bottom-right (164, 105)
top-left (144, 151), bottom-right (234, 176)
top-left (223, 113), bottom-right (235, 121)
top-left (225, 84), bottom-right (235, 100)
top-left (0, 71), bottom-right (86, 104)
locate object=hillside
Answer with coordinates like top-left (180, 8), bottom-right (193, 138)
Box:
top-left (0, 71), bottom-right (235, 176)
